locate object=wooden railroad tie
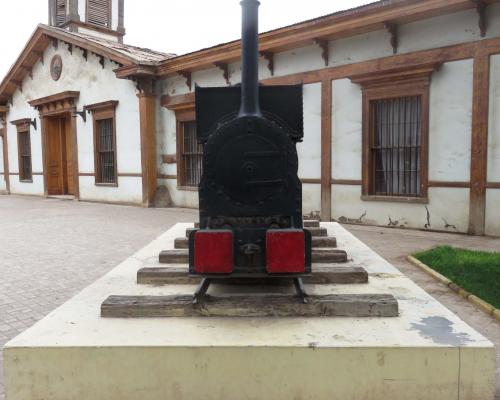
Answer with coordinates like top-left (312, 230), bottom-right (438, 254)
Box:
top-left (101, 293), bottom-right (398, 318)
top-left (158, 248), bottom-right (348, 264)
top-left (174, 235), bottom-right (337, 249)
top-left (193, 220), bottom-right (321, 229)
top-left (185, 226), bottom-right (328, 238)
top-left (137, 265), bottom-right (368, 285)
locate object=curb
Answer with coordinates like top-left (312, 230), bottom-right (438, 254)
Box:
top-left (407, 255), bottom-right (500, 322)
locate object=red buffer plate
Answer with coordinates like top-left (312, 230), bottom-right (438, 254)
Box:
top-left (194, 230), bottom-right (234, 274)
top-left (266, 229), bottom-right (305, 274)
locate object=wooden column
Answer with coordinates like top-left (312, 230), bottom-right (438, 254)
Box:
top-left (468, 49), bottom-right (490, 235)
top-left (70, 111), bottom-right (80, 199)
top-left (137, 79), bottom-right (157, 208)
top-left (0, 108), bottom-right (10, 193)
top-left (320, 80), bottom-right (332, 222)
top-left (40, 116), bottom-right (49, 197)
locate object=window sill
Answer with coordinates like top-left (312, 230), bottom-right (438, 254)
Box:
top-left (95, 182), bottom-right (118, 188)
top-left (177, 186), bottom-right (198, 192)
top-left (361, 195), bottom-right (428, 204)
top-left (19, 179), bottom-right (33, 183)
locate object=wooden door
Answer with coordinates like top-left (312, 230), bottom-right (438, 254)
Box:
top-left (46, 118), bottom-right (64, 195)
top-left (63, 117), bottom-right (75, 195)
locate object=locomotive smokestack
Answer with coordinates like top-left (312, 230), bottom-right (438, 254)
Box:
top-left (239, 0), bottom-right (262, 117)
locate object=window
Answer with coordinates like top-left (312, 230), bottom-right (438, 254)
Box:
top-left (85, 101), bottom-right (118, 185)
top-left (18, 129), bottom-right (32, 182)
top-left (370, 96), bottom-right (421, 197)
top-left (55, 0), bottom-right (67, 27)
top-left (86, 0), bottom-right (111, 28)
top-left (179, 120), bottom-right (203, 187)
top-left (351, 63), bottom-right (438, 202)
top-left (96, 118), bottom-right (115, 184)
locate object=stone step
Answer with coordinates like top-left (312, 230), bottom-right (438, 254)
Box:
top-left (137, 265), bottom-right (368, 285)
top-left (186, 227), bottom-right (328, 238)
top-left (159, 248), bottom-right (347, 264)
top-left (174, 236), bottom-right (337, 250)
top-left (194, 220), bottom-right (320, 228)
top-left (101, 293), bottom-right (398, 318)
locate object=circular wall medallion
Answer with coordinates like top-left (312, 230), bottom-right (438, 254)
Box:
top-left (50, 55), bottom-right (63, 81)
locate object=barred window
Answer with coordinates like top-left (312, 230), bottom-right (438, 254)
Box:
top-left (96, 118), bottom-right (116, 184)
top-left (18, 130), bottom-right (32, 182)
top-left (86, 101), bottom-right (119, 186)
top-left (179, 121), bottom-right (202, 187)
top-left (371, 96), bottom-right (421, 197)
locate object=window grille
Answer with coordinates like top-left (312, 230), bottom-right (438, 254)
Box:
top-left (371, 95), bottom-right (421, 197)
top-left (96, 118), bottom-right (116, 184)
top-left (87, 0), bottom-right (111, 27)
top-left (18, 131), bottom-right (32, 181)
top-left (181, 121), bottom-right (203, 187)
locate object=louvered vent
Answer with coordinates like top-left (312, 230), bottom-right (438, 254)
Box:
top-left (87, 0), bottom-right (111, 27)
top-left (56, 0), bottom-right (67, 26)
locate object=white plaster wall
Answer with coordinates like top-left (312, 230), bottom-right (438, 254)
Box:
top-left (302, 183), bottom-right (321, 217)
top-left (332, 78), bottom-right (362, 180)
top-left (298, 83), bottom-right (321, 180)
top-left (79, 176), bottom-right (142, 203)
top-left (6, 40), bottom-right (141, 203)
top-left (429, 60), bottom-right (473, 182)
top-left (488, 54), bottom-right (500, 183)
top-left (6, 99), bottom-right (44, 195)
top-left (332, 185), bottom-right (470, 232)
top-left (485, 189), bottom-right (500, 236)
top-left (0, 135), bottom-right (5, 191)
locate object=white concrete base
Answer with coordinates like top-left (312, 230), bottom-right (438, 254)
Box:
top-left (3, 223), bottom-right (495, 400)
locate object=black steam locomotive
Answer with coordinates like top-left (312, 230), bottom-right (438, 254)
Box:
top-left (188, 0), bottom-right (312, 302)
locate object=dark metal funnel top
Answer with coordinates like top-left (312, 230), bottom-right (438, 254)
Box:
top-left (239, 0), bottom-right (261, 117)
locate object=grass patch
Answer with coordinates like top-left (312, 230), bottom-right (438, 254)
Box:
top-left (413, 246), bottom-right (500, 309)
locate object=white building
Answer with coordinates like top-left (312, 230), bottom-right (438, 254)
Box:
top-left (1, 0), bottom-right (500, 237)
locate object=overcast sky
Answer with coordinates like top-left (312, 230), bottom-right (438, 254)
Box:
top-left (0, 0), bottom-right (373, 78)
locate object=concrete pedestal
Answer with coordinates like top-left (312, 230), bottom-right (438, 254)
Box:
top-left (3, 223), bottom-right (495, 400)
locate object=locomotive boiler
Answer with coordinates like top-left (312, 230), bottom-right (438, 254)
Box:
top-left (188, 0), bottom-right (312, 302)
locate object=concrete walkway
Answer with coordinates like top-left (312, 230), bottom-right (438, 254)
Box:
top-left (0, 195), bottom-right (498, 399)
top-left (343, 224), bottom-right (500, 399)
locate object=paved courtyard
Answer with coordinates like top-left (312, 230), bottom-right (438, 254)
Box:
top-left (0, 195), bottom-right (499, 399)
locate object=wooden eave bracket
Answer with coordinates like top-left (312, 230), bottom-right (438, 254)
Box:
top-left (179, 71), bottom-right (192, 91)
top-left (20, 66), bottom-right (33, 80)
top-left (313, 39), bottom-right (329, 66)
top-left (260, 51), bottom-right (274, 76)
top-left (67, 43), bottom-right (73, 55)
top-left (12, 80), bottom-right (22, 93)
top-left (214, 62), bottom-right (230, 85)
top-left (384, 21), bottom-right (398, 54)
top-left (471, 0), bottom-right (487, 37)
top-left (81, 48), bottom-right (88, 61)
top-left (51, 38), bottom-right (58, 49)
top-left (33, 50), bottom-right (44, 65)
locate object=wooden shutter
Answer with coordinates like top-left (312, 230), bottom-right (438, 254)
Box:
top-left (56, 0), bottom-right (67, 26)
top-left (87, 0), bottom-right (111, 27)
